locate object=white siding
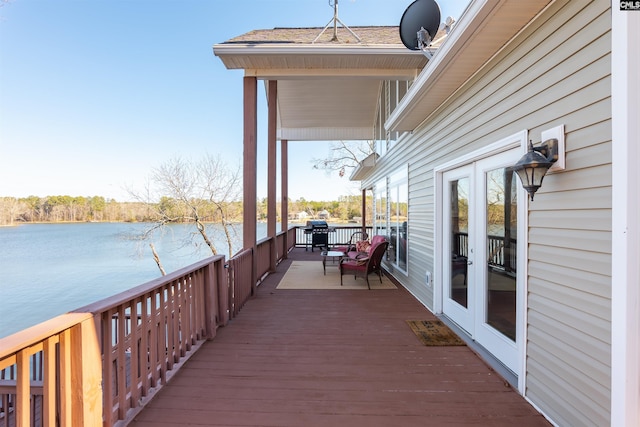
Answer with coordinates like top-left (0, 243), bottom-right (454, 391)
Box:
top-left (364, 1), bottom-right (612, 425)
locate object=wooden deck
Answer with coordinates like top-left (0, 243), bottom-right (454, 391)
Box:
top-left (129, 248), bottom-right (550, 427)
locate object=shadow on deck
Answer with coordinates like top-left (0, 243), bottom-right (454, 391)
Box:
top-left (129, 248), bottom-right (550, 427)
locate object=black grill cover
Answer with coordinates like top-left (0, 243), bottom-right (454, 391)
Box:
top-left (305, 220), bottom-right (329, 250)
top-left (306, 220), bottom-right (328, 228)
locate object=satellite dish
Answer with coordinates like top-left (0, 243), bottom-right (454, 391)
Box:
top-left (399, 0), bottom-right (441, 51)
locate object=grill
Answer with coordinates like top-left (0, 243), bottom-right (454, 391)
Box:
top-left (304, 220), bottom-right (329, 251)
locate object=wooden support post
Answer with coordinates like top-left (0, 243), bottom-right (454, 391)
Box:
top-left (267, 80), bottom-right (277, 272)
top-left (243, 76), bottom-right (258, 293)
top-left (70, 318), bottom-right (103, 426)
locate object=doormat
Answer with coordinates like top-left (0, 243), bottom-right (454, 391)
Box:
top-left (406, 320), bottom-right (466, 346)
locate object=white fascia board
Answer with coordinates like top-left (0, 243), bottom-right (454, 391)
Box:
top-left (213, 44), bottom-right (416, 58)
top-left (244, 68), bottom-right (420, 80)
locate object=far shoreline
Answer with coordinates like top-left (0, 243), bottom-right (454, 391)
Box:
top-left (0, 218), bottom-right (359, 228)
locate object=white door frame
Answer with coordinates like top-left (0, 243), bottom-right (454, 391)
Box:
top-left (472, 150), bottom-right (524, 374)
top-left (434, 130), bottom-right (528, 393)
top-left (441, 165), bottom-right (476, 334)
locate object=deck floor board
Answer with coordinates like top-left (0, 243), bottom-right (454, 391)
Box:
top-left (129, 248), bottom-right (550, 427)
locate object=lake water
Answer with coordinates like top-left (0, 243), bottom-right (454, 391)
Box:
top-left (0, 222), bottom-right (264, 338)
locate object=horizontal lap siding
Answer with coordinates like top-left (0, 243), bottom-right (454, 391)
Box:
top-left (522, 1), bottom-right (612, 426)
top-left (407, 163), bottom-right (435, 307)
top-left (383, 133), bottom-right (436, 307)
top-left (365, 0), bottom-right (611, 425)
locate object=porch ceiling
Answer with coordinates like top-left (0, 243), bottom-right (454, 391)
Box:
top-left (273, 78), bottom-right (383, 141)
top-left (213, 26), bottom-right (428, 141)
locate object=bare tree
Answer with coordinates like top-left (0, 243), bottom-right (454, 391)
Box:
top-left (0, 197), bottom-right (23, 226)
top-left (198, 153), bottom-right (242, 257)
top-left (128, 154), bottom-right (242, 273)
top-left (311, 140), bottom-right (376, 177)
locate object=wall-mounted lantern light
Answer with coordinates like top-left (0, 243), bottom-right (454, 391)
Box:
top-left (512, 139), bottom-right (559, 201)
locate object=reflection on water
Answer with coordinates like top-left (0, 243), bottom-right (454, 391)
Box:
top-left (0, 222), bottom-right (255, 338)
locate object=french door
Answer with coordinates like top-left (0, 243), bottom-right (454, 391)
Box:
top-left (442, 149), bottom-right (522, 374)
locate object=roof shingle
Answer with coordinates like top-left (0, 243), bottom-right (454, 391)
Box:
top-left (222, 26), bottom-right (403, 45)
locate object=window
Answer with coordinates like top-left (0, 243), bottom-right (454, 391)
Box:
top-left (374, 92), bottom-right (387, 157)
top-left (374, 177), bottom-right (387, 238)
top-left (388, 168), bottom-right (408, 272)
top-left (374, 80), bottom-right (412, 158)
top-left (373, 167), bottom-right (409, 273)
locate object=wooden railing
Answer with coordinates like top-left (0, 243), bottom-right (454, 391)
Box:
top-left (487, 234), bottom-right (517, 273)
top-left (0, 312), bottom-right (101, 426)
top-left (0, 256), bottom-right (230, 426)
top-left (453, 232), bottom-right (517, 273)
top-left (256, 237), bottom-right (272, 281)
top-left (0, 228), bottom-right (299, 427)
top-left (287, 228), bottom-right (296, 250)
top-left (227, 248), bottom-right (252, 319)
top-left (276, 232), bottom-right (287, 261)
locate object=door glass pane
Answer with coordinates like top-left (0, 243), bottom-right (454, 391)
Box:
top-left (485, 167), bottom-right (517, 341)
top-left (387, 169), bottom-right (408, 272)
top-left (398, 182), bottom-right (408, 271)
top-left (450, 178), bottom-right (469, 308)
top-left (375, 178), bottom-right (387, 238)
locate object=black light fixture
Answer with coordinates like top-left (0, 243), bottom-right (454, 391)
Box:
top-left (512, 139), bottom-right (559, 201)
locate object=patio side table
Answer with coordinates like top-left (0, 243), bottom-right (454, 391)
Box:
top-left (321, 250), bottom-right (346, 275)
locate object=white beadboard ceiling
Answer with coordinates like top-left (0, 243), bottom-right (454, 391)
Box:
top-left (274, 78), bottom-right (382, 140)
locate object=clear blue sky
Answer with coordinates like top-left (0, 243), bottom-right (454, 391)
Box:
top-left (0, 0), bottom-right (469, 202)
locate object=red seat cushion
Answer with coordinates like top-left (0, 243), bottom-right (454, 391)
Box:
top-left (341, 260), bottom-right (367, 272)
top-left (347, 250), bottom-right (367, 260)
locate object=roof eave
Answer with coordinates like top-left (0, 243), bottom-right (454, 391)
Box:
top-left (386, 0), bottom-right (553, 133)
top-left (349, 152), bottom-right (379, 181)
top-left (213, 44), bottom-right (426, 70)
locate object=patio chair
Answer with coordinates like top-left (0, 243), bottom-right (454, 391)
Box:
top-left (339, 240), bottom-right (389, 289)
top-left (334, 230), bottom-right (368, 254)
top-left (346, 234), bottom-right (386, 260)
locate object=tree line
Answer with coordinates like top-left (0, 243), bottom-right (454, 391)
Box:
top-left (0, 194), bottom-right (368, 226)
top-left (0, 153), bottom-right (373, 231)
top-left (0, 195), bottom-right (224, 225)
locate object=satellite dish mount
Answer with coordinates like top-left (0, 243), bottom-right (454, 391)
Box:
top-left (417, 27), bottom-right (432, 51)
top-left (313, 0), bottom-right (361, 43)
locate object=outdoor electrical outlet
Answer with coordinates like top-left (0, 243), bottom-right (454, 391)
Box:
top-left (425, 271), bottom-right (432, 287)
